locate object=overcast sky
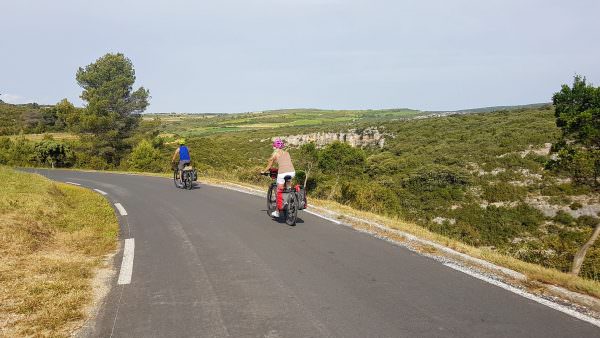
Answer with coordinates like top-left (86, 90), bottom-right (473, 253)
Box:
top-left (1, 0), bottom-right (599, 113)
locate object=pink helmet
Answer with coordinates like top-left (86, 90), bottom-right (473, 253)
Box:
top-left (273, 138), bottom-right (284, 149)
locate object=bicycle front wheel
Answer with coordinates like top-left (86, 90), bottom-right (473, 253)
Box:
top-left (173, 170), bottom-right (182, 188)
top-left (267, 183), bottom-right (277, 216)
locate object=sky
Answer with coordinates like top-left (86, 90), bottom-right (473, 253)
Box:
top-left (1, 0), bottom-right (599, 113)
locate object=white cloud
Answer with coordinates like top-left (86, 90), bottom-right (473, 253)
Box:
top-left (0, 93), bottom-right (28, 104)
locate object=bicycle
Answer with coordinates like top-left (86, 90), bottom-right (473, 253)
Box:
top-left (261, 168), bottom-right (307, 226)
top-left (173, 163), bottom-right (197, 190)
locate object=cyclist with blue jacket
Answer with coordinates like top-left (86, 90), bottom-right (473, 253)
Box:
top-left (171, 139), bottom-right (191, 175)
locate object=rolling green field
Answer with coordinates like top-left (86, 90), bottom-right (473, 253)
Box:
top-left (148, 108), bottom-right (421, 138)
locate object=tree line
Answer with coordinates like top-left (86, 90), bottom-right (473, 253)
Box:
top-left (1, 53), bottom-right (150, 169)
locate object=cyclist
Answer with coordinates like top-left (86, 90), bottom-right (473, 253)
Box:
top-left (263, 138), bottom-right (295, 218)
top-left (171, 139), bottom-right (191, 176)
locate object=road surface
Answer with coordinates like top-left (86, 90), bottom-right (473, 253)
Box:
top-left (27, 169), bottom-right (599, 337)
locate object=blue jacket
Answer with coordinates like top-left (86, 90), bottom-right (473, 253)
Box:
top-left (179, 146), bottom-right (190, 161)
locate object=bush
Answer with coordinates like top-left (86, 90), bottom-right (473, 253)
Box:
top-left (570, 201), bottom-right (583, 210)
top-left (318, 142), bottom-right (366, 175)
top-left (34, 140), bottom-right (73, 168)
top-left (340, 180), bottom-right (401, 215)
top-left (0, 137), bottom-right (11, 164)
top-left (6, 137), bottom-right (36, 166)
top-left (236, 166), bottom-right (267, 184)
top-left (126, 140), bottom-right (163, 172)
top-left (554, 211), bottom-right (575, 225)
top-left (576, 215), bottom-right (599, 228)
top-left (76, 153), bottom-right (110, 170)
top-left (452, 203), bottom-right (544, 246)
top-left (482, 182), bottom-right (527, 203)
top-left (402, 165), bottom-right (470, 192)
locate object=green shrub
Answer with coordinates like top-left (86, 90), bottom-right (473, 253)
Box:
top-left (340, 180), bottom-right (401, 216)
top-left (570, 201), bottom-right (583, 210)
top-left (554, 211), bottom-right (575, 225)
top-left (452, 203), bottom-right (544, 246)
top-left (75, 152), bottom-right (110, 170)
top-left (576, 215), bottom-right (599, 228)
top-left (34, 140), bottom-right (73, 168)
top-left (402, 165), bottom-right (469, 192)
top-left (482, 182), bottom-right (527, 203)
top-left (126, 140), bottom-right (163, 172)
top-left (6, 137), bottom-right (36, 166)
top-left (548, 195), bottom-right (572, 206)
top-left (236, 166), bottom-right (266, 184)
top-left (0, 137), bottom-right (11, 164)
top-left (318, 142), bottom-right (366, 175)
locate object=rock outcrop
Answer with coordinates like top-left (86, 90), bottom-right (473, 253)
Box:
top-left (274, 127), bottom-right (389, 148)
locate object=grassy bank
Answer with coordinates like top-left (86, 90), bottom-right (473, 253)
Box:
top-left (0, 166), bottom-right (119, 337)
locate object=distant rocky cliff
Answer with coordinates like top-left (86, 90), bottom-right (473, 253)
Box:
top-left (272, 127), bottom-right (390, 148)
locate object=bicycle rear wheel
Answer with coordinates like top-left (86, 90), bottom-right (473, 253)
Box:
top-left (184, 172), bottom-right (193, 190)
top-left (285, 192), bottom-right (298, 226)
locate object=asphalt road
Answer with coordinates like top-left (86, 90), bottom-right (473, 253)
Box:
top-left (27, 169), bottom-right (599, 337)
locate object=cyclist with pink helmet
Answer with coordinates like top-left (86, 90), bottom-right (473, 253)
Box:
top-left (263, 138), bottom-right (295, 218)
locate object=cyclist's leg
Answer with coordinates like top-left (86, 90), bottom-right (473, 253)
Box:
top-left (178, 160), bottom-right (189, 177)
top-left (276, 176), bottom-right (284, 211)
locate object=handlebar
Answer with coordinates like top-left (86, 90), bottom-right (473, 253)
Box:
top-left (261, 168), bottom-right (278, 178)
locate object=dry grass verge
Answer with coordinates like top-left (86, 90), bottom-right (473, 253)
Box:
top-left (0, 166), bottom-right (118, 337)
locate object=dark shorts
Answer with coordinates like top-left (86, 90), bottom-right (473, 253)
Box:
top-left (178, 160), bottom-right (191, 170)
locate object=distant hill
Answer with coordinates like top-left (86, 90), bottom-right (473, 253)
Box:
top-left (263, 108), bottom-right (420, 115)
top-left (428, 102), bottom-right (551, 114)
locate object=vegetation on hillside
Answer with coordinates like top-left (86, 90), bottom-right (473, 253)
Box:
top-left (0, 166), bottom-right (119, 337)
top-left (1, 66), bottom-right (599, 283)
top-left (0, 102), bottom-right (54, 135)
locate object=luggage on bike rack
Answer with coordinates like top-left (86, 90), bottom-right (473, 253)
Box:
top-left (183, 165), bottom-right (198, 181)
top-left (295, 185), bottom-right (307, 210)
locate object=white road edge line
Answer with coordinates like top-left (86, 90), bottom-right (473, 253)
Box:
top-left (304, 209), bottom-right (342, 224)
top-left (206, 182), bottom-right (600, 328)
top-left (117, 238), bottom-right (135, 285)
top-left (444, 262), bottom-right (600, 328)
top-left (93, 188), bottom-right (108, 195)
top-left (114, 203), bottom-right (128, 216)
top-left (65, 181), bottom-right (81, 186)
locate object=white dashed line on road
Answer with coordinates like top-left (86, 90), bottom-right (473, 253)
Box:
top-left (94, 188), bottom-right (108, 195)
top-left (115, 203), bottom-right (128, 216)
top-left (305, 209), bottom-right (342, 224)
top-left (117, 238), bottom-right (135, 285)
top-left (65, 181), bottom-right (81, 186)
